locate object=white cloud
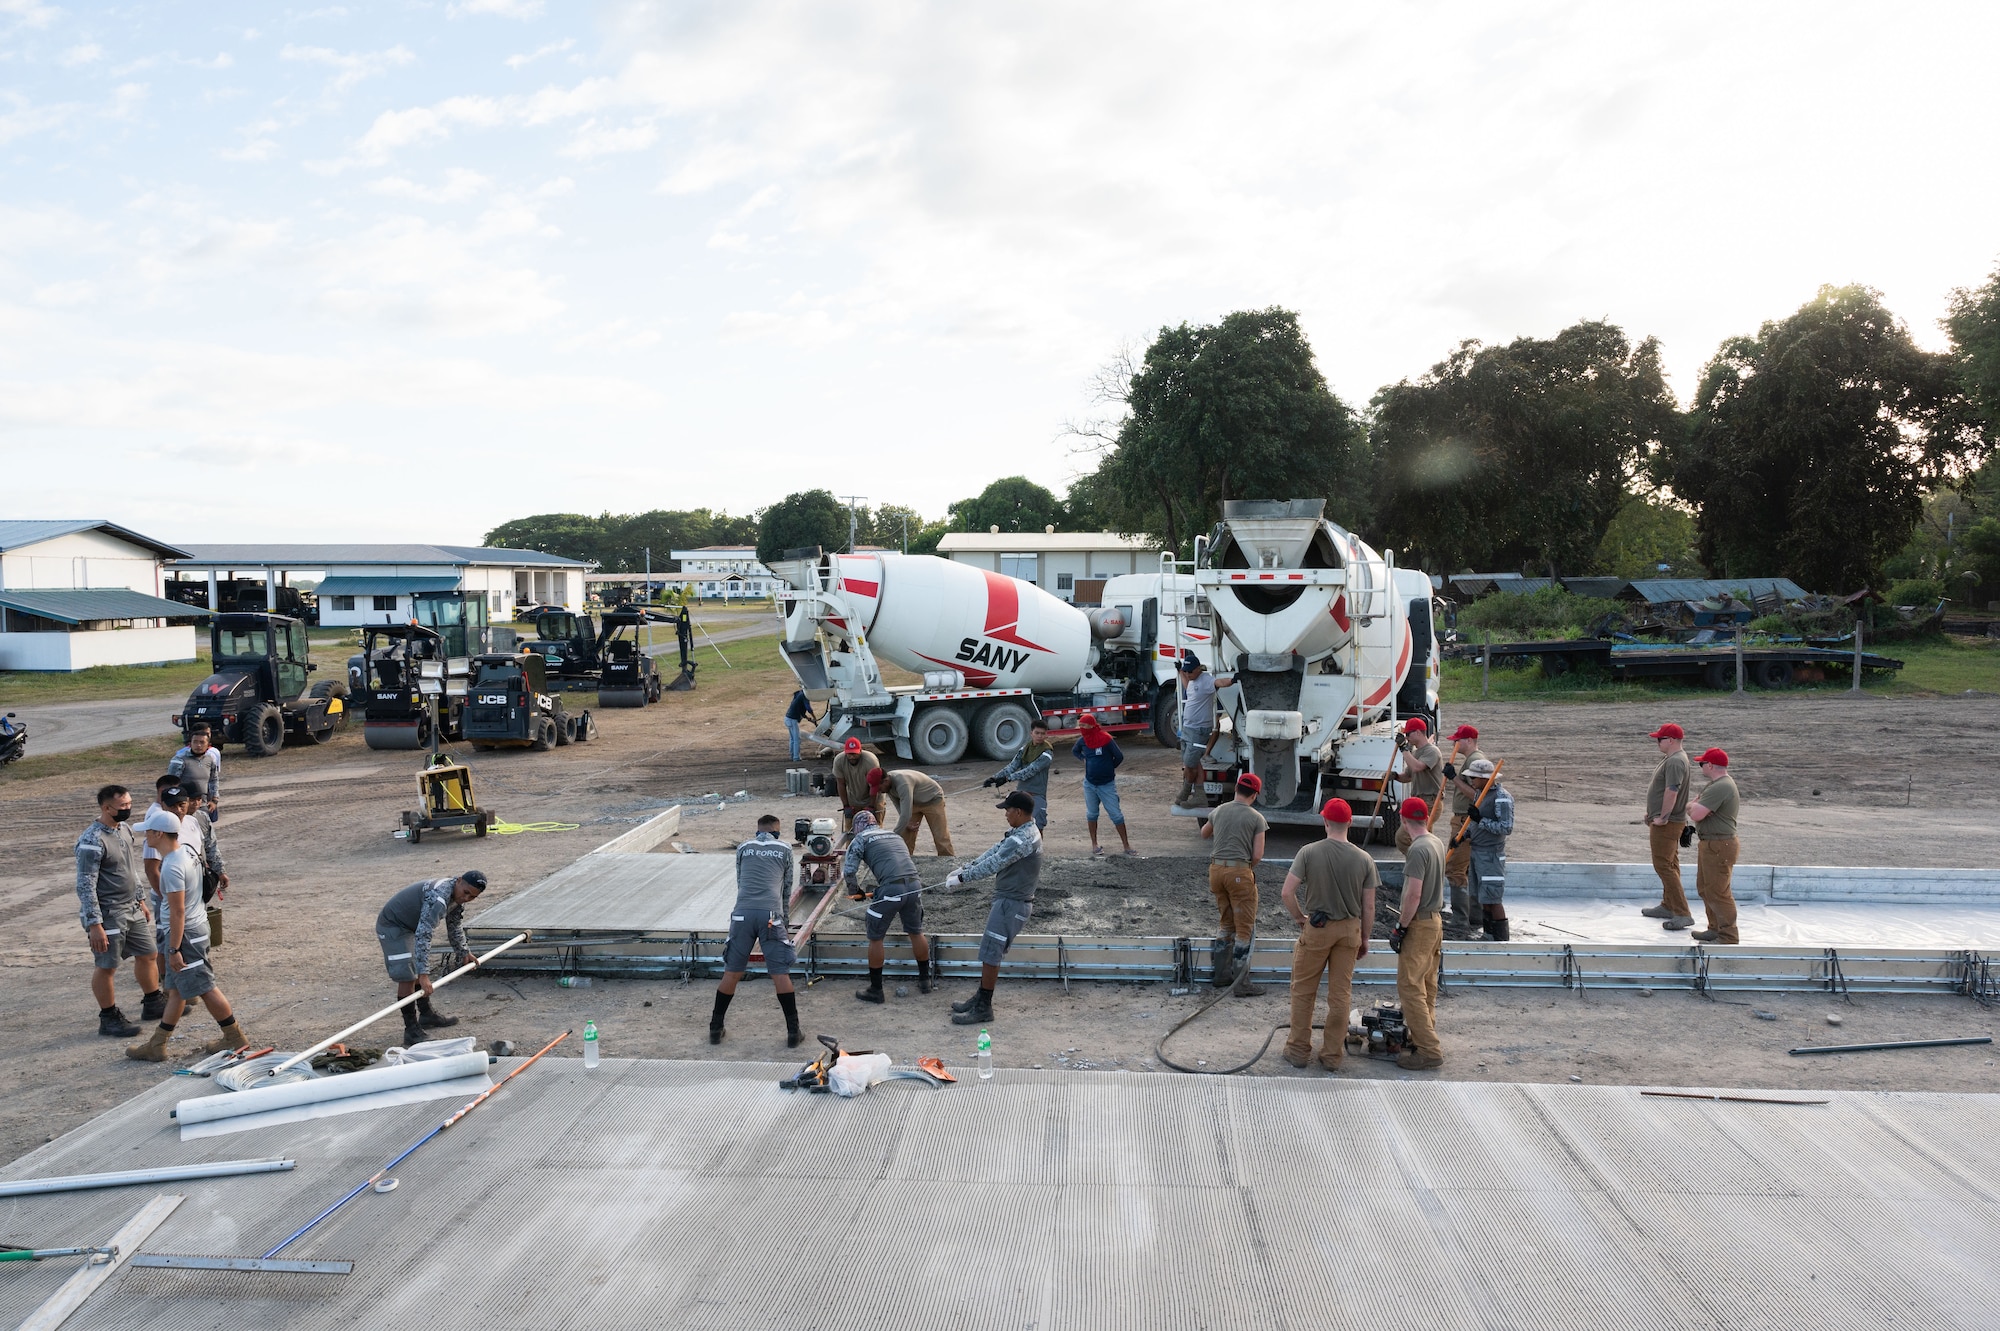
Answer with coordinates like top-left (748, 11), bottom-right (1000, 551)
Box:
top-left (0, 95), bottom-right (70, 145)
top-left (368, 167), bottom-right (493, 203)
top-left (505, 38), bottom-right (573, 69)
top-left (59, 42), bottom-right (102, 67)
top-left (561, 118), bottom-right (655, 158)
top-left (450, 0), bottom-right (545, 18)
top-left (280, 42), bottom-right (415, 95)
top-left (0, 0), bottom-right (59, 32)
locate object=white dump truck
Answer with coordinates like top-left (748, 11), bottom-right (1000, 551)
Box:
top-left (1175, 498), bottom-right (1441, 832)
top-left (771, 549), bottom-right (1214, 762)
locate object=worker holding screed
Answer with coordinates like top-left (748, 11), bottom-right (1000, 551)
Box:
top-left (1280, 798), bottom-right (1375, 1071)
top-left (1392, 718), bottom-right (1446, 852)
top-left (1641, 723), bottom-right (1696, 931)
top-left (126, 799), bottom-right (250, 1061)
top-left (1459, 758), bottom-right (1514, 941)
top-left (869, 765), bottom-right (955, 856)
top-left (1686, 748), bottom-right (1742, 945)
top-left (1390, 797), bottom-right (1447, 1071)
top-left (375, 871), bottom-right (486, 1049)
top-left (843, 810), bottom-right (934, 1004)
top-left (711, 815), bottom-right (804, 1048)
top-left (1442, 724), bottom-right (1488, 925)
top-left (985, 716), bottom-right (1054, 830)
top-left (942, 790), bottom-right (1044, 1027)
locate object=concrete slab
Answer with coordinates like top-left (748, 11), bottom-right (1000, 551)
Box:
top-left (471, 851), bottom-right (739, 933)
top-left (1, 1061), bottom-right (1996, 1329)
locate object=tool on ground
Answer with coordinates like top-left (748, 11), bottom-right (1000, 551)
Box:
top-left (1, 1246), bottom-right (118, 1264)
top-left (0, 1161), bottom-right (292, 1199)
top-left (1448, 759), bottom-right (1506, 849)
top-left (781, 1034), bottom-right (850, 1092)
top-left (261, 933), bottom-right (529, 1080)
top-left (1640, 1091), bottom-right (1829, 1105)
top-left (134, 1031), bottom-right (568, 1277)
top-left (1788, 1036), bottom-right (1992, 1057)
top-left (175, 1046), bottom-right (275, 1077)
top-left (880, 1056), bottom-right (956, 1086)
top-left (400, 752), bottom-right (494, 844)
top-left (15, 1195), bottom-right (181, 1331)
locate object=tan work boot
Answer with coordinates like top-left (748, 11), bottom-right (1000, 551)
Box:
top-left (200, 1017), bottom-right (250, 1055)
top-left (1229, 952), bottom-right (1264, 997)
top-left (125, 1025), bottom-right (172, 1062)
top-left (1396, 1049), bottom-right (1443, 1071)
top-left (1282, 1049), bottom-right (1311, 1068)
top-left (1173, 782), bottom-right (1197, 809)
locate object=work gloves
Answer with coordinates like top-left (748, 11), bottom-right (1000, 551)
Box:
top-left (982, 776), bottom-right (1003, 788)
top-left (1679, 824), bottom-right (1695, 848)
top-left (943, 871), bottom-right (963, 889)
top-left (1465, 804), bottom-right (1484, 822)
top-left (1389, 925), bottom-right (1408, 953)
top-left (1442, 763), bottom-right (1457, 780)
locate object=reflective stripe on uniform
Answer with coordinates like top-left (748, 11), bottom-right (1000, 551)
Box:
top-left (383, 951), bottom-right (413, 961)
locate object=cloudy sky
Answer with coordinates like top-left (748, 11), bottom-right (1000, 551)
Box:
top-left (5, 1), bottom-right (1997, 546)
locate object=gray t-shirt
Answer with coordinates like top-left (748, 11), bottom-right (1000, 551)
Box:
top-left (1180, 671), bottom-right (1217, 731)
top-left (169, 745), bottom-right (222, 802)
top-left (152, 847), bottom-right (207, 945)
top-left (1207, 800), bottom-right (1267, 863)
top-left (141, 803), bottom-right (203, 864)
top-left (733, 833), bottom-right (796, 915)
top-left (842, 827), bottom-right (923, 898)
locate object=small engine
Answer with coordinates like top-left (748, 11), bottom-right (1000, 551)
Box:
top-left (1348, 999), bottom-right (1410, 1058)
top-left (797, 816), bottom-right (842, 888)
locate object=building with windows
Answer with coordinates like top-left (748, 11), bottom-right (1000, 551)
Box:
top-left (933, 531), bottom-right (1161, 604)
top-left (0, 520), bottom-right (202, 670)
top-left (667, 547), bottom-right (783, 600)
top-left (167, 544), bottom-right (593, 626)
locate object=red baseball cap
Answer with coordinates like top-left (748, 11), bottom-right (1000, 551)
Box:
top-left (1077, 713), bottom-right (1100, 729)
top-left (1696, 747), bottom-right (1729, 767)
top-left (1399, 797), bottom-right (1431, 822)
top-left (1649, 723), bottom-right (1684, 740)
top-left (1448, 724), bottom-right (1479, 741)
top-left (843, 737), bottom-right (862, 755)
top-left (865, 767), bottom-right (886, 789)
top-left (1235, 772), bottom-right (1262, 793)
top-left (1320, 797), bottom-right (1353, 823)
top-left (1402, 718), bottom-right (1429, 734)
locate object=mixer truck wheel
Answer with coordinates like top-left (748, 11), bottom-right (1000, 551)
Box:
top-left (909, 707), bottom-right (970, 765)
top-left (972, 702), bottom-right (1033, 761)
top-left (1152, 683), bottom-right (1180, 749)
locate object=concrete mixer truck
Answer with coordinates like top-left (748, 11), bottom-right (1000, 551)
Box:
top-left (771, 548), bottom-right (1216, 764)
top-left (1171, 499), bottom-right (1440, 834)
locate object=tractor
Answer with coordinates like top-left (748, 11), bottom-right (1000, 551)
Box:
top-left (175, 614), bottom-right (347, 756)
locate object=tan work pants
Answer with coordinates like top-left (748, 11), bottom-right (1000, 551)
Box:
top-left (1286, 916), bottom-right (1364, 1068)
top-left (1649, 822), bottom-right (1690, 916)
top-left (1395, 914), bottom-right (1443, 1061)
top-left (1695, 836), bottom-right (1740, 943)
top-left (1392, 793), bottom-right (1445, 853)
top-left (1208, 863), bottom-right (1257, 944)
top-left (1446, 819), bottom-right (1472, 886)
top-left (898, 801), bottom-right (954, 856)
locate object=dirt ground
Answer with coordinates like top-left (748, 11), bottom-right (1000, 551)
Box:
top-left (3, 656), bottom-right (1997, 1167)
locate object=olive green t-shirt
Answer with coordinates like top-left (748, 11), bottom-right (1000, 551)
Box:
top-left (1291, 836), bottom-right (1379, 920)
top-left (1404, 741), bottom-right (1444, 803)
top-left (1207, 800), bottom-right (1268, 864)
top-left (1401, 832), bottom-right (1446, 918)
top-left (1647, 751), bottom-right (1692, 822)
top-left (1696, 773), bottom-right (1740, 840)
top-left (1451, 748), bottom-right (1488, 816)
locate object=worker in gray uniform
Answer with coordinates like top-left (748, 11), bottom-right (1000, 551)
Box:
top-left (942, 790), bottom-right (1043, 1026)
top-left (168, 724), bottom-right (222, 820)
top-left (984, 717), bottom-right (1054, 829)
top-left (711, 814), bottom-right (803, 1048)
top-left (842, 810), bottom-right (933, 1003)
top-left (1458, 758), bottom-right (1515, 940)
top-left (76, 783), bottom-right (161, 1037)
top-left (375, 871), bottom-right (487, 1048)
top-left (126, 803), bottom-right (249, 1061)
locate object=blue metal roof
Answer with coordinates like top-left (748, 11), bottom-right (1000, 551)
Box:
top-left (0, 519), bottom-right (189, 559)
top-left (315, 576), bottom-right (464, 597)
top-left (1627, 578), bottom-right (1810, 604)
top-left (0, 587), bottom-right (204, 625)
top-left (170, 544), bottom-right (591, 569)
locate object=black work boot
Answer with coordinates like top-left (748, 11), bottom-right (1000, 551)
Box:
top-left (139, 989), bottom-right (165, 1022)
top-left (416, 995), bottom-right (459, 1029)
top-left (709, 1020), bottom-right (726, 1045)
top-left (98, 1006), bottom-right (141, 1038)
top-left (402, 1019), bottom-right (425, 1048)
top-left (916, 959), bottom-right (933, 995)
top-left (950, 987), bottom-right (994, 1026)
top-left (950, 985), bottom-right (984, 1014)
top-left (856, 969), bottom-right (885, 1004)
top-left (776, 991), bottom-right (801, 1047)
top-left (1484, 915), bottom-right (1511, 942)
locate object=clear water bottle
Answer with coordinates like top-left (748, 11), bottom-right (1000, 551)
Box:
top-left (583, 1020), bottom-right (600, 1069)
top-left (558, 976), bottom-right (591, 988)
top-left (977, 1028), bottom-right (992, 1080)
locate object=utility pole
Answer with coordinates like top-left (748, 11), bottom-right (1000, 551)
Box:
top-left (838, 495), bottom-right (868, 554)
top-left (901, 511), bottom-right (909, 554)
top-left (644, 548), bottom-right (653, 653)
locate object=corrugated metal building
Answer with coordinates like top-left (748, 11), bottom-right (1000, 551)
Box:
top-left (0, 520), bottom-right (200, 671)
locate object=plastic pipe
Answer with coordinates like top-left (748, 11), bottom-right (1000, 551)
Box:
top-left (1789, 1036), bottom-right (1991, 1057)
top-left (174, 1052), bottom-right (490, 1125)
top-left (268, 932), bottom-right (528, 1077)
top-left (0, 1159), bottom-right (293, 1198)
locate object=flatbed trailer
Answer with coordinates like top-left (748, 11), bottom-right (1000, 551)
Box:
top-left (1446, 638), bottom-right (1903, 688)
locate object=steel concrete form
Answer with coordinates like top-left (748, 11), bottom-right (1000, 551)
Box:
top-left (2, 1062), bottom-right (1998, 1329)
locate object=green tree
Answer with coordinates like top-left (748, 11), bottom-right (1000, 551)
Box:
top-left (1594, 494), bottom-right (1703, 580)
top-left (872, 504), bottom-right (928, 552)
top-left (1076, 308), bottom-right (1363, 555)
top-left (1672, 284), bottom-right (1987, 592)
top-left (482, 513), bottom-right (608, 564)
top-left (756, 489), bottom-right (850, 566)
top-left (1369, 321), bottom-right (1678, 576)
top-left (1947, 261), bottom-right (2000, 428)
top-left (949, 477), bottom-right (1069, 535)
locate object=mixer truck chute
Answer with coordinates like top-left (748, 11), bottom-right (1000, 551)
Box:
top-left (773, 549), bottom-right (1210, 765)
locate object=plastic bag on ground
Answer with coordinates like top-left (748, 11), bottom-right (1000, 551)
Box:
top-left (385, 1036), bottom-right (479, 1066)
top-left (828, 1052), bottom-right (895, 1097)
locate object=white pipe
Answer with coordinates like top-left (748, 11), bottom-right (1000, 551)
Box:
top-left (268, 932), bottom-right (528, 1077)
top-left (175, 1053), bottom-right (490, 1125)
top-left (0, 1159), bottom-right (294, 1198)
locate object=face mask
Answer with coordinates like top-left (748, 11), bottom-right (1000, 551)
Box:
top-left (112, 808), bottom-right (131, 822)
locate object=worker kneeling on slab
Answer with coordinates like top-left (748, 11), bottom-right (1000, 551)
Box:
top-left (843, 810), bottom-right (933, 1003)
top-left (1458, 758), bottom-right (1513, 940)
top-left (1280, 799), bottom-right (1376, 1072)
top-left (942, 791), bottom-right (1043, 1027)
top-left (1391, 797), bottom-right (1446, 1071)
top-left (376, 870), bottom-right (485, 1047)
top-left (711, 815), bottom-right (803, 1048)
top-left (126, 801), bottom-right (249, 1062)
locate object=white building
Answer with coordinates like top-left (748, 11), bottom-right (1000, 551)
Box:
top-left (0, 520), bottom-right (201, 671)
top-left (168, 544), bottom-right (594, 627)
top-left (934, 531), bottom-right (1161, 604)
top-left (668, 547), bottom-right (782, 600)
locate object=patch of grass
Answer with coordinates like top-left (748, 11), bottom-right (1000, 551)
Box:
top-left (0, 736), bottom-right (179, 785)
top-left (0, 638), bottom-right (357, 708)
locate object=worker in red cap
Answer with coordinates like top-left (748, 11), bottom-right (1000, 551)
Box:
top-left (1200, 771), bottom-right (1268, 994)
top-left (1685, 748), bottom-right (1741, 943)
top-left (830, 735), bottom-right (883, 832)
top-left (1641, 723), bottom-right (1696, 929)
top-left (1442, 724), bottom-right (1487, 924)
top-left (1392, 717), bottom-right (1445, 853)
top-left (867, 765), bottom-right (954, 856)
top-left (1391, 796), bottom-right (1446, 1070)
top-left (1279, 798), bottom-right (1378, 1071)
top-left (1071, 714), bottom-right (1133, 858)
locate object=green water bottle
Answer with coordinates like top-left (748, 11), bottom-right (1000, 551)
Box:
top-left (583, 1020), bottom-right (600, 1070)
top-left (977, 1028), bottom-right (992, 1080)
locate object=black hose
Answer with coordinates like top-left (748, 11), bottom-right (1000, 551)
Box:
top-left (1155, 988), bottom-right (1325, 1075)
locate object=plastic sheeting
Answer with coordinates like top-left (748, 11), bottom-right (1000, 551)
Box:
top-left (1509, 896), bottom-right (2000, 947)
